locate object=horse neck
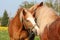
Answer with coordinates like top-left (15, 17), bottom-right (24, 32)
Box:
top-left (35, 5), bottom-right (58, 34)
top-left (11, 8), bottom-right (23, 31)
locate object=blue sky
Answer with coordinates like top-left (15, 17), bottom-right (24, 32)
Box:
top-left (0, 0), bottom-right (45, 18)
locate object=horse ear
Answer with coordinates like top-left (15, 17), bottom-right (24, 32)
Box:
top-left (23, 9), bottom-right (26, 16)
top-left (38, 2), bottom-right (43, 7)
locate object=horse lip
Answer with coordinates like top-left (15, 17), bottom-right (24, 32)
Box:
top-left (32, 28), bottom-right (37, 35)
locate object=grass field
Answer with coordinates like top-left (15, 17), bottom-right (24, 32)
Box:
top-left (0, 27), bottom-right (40, 40)
top-left (0, 31), bottom-right (10, 40)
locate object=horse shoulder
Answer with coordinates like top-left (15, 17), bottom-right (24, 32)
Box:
top-left (48, 18), bottom-right (60, 40)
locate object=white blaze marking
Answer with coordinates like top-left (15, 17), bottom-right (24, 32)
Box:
top-left (27, 17), bottom-right (36, 26)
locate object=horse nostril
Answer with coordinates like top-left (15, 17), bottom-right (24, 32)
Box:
top-left (32, 28), bottom-right (37, 35)
top-left (29, 31), bottom-right (35, 40)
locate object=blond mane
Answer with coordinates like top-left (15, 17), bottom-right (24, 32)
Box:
top-left (35, 5), bottom-right (58, 34)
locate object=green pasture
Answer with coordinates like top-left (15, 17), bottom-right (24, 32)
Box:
top-left (0, 30), bottom-right (40, 40)
top-left (0, 31), bottom-right (9, 40)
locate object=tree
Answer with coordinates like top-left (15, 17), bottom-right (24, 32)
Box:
top-left (45, 0), bottom-right (53, 8)
top-left (54, 0), bottom-right (60, 15)
top-left (1, 10), bottom-right (9, 26)
top-left (45, 0), bottom-right (60, 15)
top-left (20, 1), bottom-right (34, 9)
top-left (0, 17), bottom-right (1, 21)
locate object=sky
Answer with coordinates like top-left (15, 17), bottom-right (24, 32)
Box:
top-left (0, 0), bottom-right (45, 18)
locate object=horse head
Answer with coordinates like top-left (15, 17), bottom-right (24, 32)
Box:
top-left (20, 8), bottom-right (40, 36)
top-left (17, 8), bottom-right (36, 40)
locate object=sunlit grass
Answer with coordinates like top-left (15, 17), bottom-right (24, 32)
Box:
top-left (34, 36), bottom-right (40, 40)
top-left (0, 31), bottom-right (10, 40)
top-left (0, 27), bottom-right (8, 31)
top-left (0, 27), bottom-right (9, 40)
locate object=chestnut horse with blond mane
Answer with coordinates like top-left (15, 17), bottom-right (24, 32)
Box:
top-left (25, 2), bottom-right (60, 40)
top-left (8, 8), bottom-right (37, 40)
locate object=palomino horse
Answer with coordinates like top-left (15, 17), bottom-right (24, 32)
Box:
top-left (8, 8), bottom-right (37, 40)
top-left (25, 2), bottom-right (60, 40)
